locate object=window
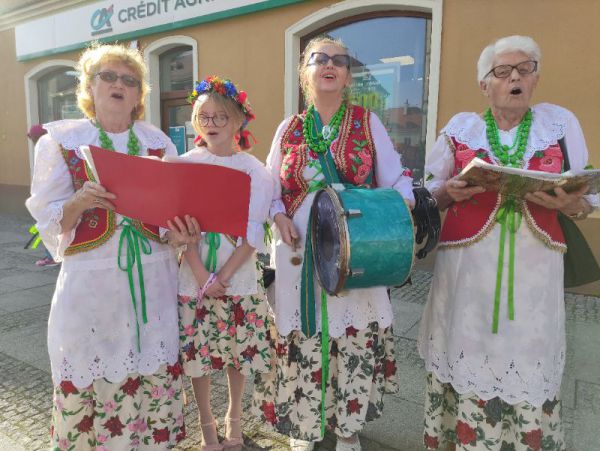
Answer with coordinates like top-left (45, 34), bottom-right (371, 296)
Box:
top-left (159, 46), bottom-right (194, 153)
top-left (37, 67), bottom-right (82, 123)
top-left (301, 13), bottom-right (432, 184)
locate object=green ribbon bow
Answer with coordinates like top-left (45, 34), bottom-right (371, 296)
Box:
top-left (492, 197), bottom-right (522, 333)
top-left (117, 217), bottom-right (152, 352)
top-left (204, 232), bottom-right (221, 273)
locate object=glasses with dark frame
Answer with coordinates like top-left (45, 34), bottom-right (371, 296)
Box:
top-left (307, 52), bottom-right (351, 68)
top-left (197, 114), bottom-right (229, 128)
top-left (486, 60), bottom-right (538, 79)
top-left (94, 70), bottom-right (141, 88)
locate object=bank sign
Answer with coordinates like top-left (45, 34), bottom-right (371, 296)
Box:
top-left (15, 0), bottom-right (303, 61)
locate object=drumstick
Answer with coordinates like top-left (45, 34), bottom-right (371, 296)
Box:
top-left (290, 237), bottom-right (303, 266)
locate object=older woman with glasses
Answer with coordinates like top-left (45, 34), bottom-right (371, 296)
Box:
top-left (252, 36), bottom-right (414, 451)
top-left (418, 35), bottom-right (598, 450)
top-left (26, 43), bottom-right (185, 449)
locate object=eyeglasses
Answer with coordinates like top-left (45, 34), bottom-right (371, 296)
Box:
top-left (486, 60), bottom-right (538, 79)
top-left (197, 114), bottom-right (229, 127)
top-left (94, 70), bottom-right (141, 88)
top-left (307, 52), bottom-right (351, 68)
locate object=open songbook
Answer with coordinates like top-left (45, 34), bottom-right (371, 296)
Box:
top-left (457, 157), bottom-right (600, 198)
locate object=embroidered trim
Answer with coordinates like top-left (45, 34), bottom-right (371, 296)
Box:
top-left (334, 105), bottom-right (353, 176)
top-left (438, 194), bottom-right (502, 249)
top-left (133, 219), bottom-right (161, 243)
top-left (521, 202), bottom-right (567, 253)
top-left (280, 115), bottom-right (309, 218)
top-left (64, 210), bottom-right (116, 255)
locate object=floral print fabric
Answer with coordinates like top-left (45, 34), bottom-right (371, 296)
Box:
top-left (252, 322), bottom-right (398, 441)
top-left (178, 285), bottom-right (272, 377)
top-left (51, 363), bottom-right (185, 450)
top-left (423, 373), bottom-right (565, 451)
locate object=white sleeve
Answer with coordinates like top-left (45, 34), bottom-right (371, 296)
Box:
top-left (266, 118), bottom-right (291, 219)
top-left (563, 111), bottom-right (600, 209)
top-left (245, 158), bottom-right (275, 252)
top-left (370, 112), bottom-right (415, 205)
top-left (25, 135), bottom-right (78, 260)
top-left (424, 133), bottom-right (455, 194)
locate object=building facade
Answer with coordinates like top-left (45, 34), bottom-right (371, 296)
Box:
top-left (1, 0), bottom-right (599, 292)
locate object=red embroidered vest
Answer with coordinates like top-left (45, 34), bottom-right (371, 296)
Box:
top-left (440, 138), bottom-right (566, 251)
top-left (60, 147), bottom-right (165, 255)
top-left (279, 104), bottom-right (376, 217)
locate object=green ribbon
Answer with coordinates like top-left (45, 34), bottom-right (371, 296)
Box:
top-left (263, 222), bottom-right (273, 248)
top-left (28, 225), bottom-right (42, 249)
top-left (320, 288), bottom-right (329, 437)
top-left (117, 217), bottom-right (152, 352)
top-left (204, 232), bottom-right (221, 273)
top-left (492, 197), bottom-right (522, 333)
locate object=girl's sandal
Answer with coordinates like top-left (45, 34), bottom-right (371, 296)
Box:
top-left (200, 420), bottom-right (223, 451)
top-left (221, 416), bottom-right (244, 450)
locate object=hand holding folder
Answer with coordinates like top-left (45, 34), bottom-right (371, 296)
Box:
top-left (81, 145), bottom-right (250, 237)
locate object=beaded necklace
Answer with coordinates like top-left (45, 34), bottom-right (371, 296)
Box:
top-left (484, 108), bottom-right (532, 168)
top-left (96, 121), bottom-right (140, 155)
top-left (302, 103), bottom-right (347, 154)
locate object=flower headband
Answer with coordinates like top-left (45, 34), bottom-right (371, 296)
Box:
top-left (188, 75), bottom-right (255, 126)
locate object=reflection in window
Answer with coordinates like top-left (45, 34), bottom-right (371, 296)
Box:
top-left (159, 47), bottom-right (193, 92)
top-left (37, 67), bottom-right (81, 123)
top-left (305, 15), bottom-right (431, 184)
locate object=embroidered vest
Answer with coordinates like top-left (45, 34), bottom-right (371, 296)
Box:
top-left (439, 137), bottom-right (566, 251)
top-left (279, 104), bottom-right (376, 217)
top-left (60, 147), bottom-right (165, 255)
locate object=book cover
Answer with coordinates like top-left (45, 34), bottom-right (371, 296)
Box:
top-left (81, 145), bottom-right (250, 237)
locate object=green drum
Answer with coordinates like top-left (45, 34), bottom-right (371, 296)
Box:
top-left (311, 185), bottom-right (415, 295)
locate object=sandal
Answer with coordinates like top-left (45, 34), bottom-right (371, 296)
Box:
top-left (335, 434), bottom-right (361, 451)
top-left (200, 419), bottom-right (223, 451)
top-left (221, 416), bottom-right (243, 450)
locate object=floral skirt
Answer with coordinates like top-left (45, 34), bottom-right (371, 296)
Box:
top-left (423, 373), bottom-right (565, 451)
top-left (51, 363), bottom-right (185, 451)
top-left (252, 322), bottom-right (398, 441)
top-left (178, 288), bottom-right (272, 377)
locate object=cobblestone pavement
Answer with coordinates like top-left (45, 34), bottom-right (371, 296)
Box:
top-left (1, 213), bottom-right (599, 450)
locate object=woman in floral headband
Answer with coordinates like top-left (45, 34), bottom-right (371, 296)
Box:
top-left (167, 75), bottom-right (273, 451)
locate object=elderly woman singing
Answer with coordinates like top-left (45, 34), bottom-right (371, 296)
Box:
top-left (418, 35), bottom-right (599, 450)
top-left (26, 43), bottom-right (185, 449)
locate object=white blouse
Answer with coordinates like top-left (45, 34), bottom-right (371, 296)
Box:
top-left (26, 119), bottom-right (180, 388)
top-left (418, 103), bottom-right (599, 406)
top-left (268, 112), bottom-right (415, 337)
top-left (174, 146), bottom-right (274, 297)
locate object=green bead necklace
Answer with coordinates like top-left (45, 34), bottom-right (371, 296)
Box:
top-left (96, 121), bottom-right (140, 155)
top-left (484, 108), bottom-right (532, 168)
top-left (302, 103), bottom-right (347, 154)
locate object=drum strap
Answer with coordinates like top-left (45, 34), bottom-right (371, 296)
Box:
top-left (300, 112), bottom-right (342, 437)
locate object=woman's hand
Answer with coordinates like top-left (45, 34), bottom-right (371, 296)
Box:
top-left (274, 212), bottom-right (299, 247)
top-left (205, 278), bottom-right (229, 298)
top-left (60, 181), bottom-right (117, 232)
top-left (433, 176), bottom-right (486, 210)
top-left (74, 181), bottom-right (117, 211)
top-left (165, 215), bottom-right (201, 248)
top-left (525, 185), bottom-right (591, 216)
top-left (445, 177), bottom-right (486, 202)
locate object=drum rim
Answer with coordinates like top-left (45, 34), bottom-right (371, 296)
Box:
top-left (311, 186), bottom-right (351, 296)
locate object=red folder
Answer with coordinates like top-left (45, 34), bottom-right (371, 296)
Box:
top-left (88, 145), bottom-right (250, 237)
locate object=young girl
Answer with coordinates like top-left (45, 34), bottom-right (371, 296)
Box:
top-left (167, 76), bottom-right (274, 451)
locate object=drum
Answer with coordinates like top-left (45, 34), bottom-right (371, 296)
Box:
top-left (311, 185), bottom-right (415, 295)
